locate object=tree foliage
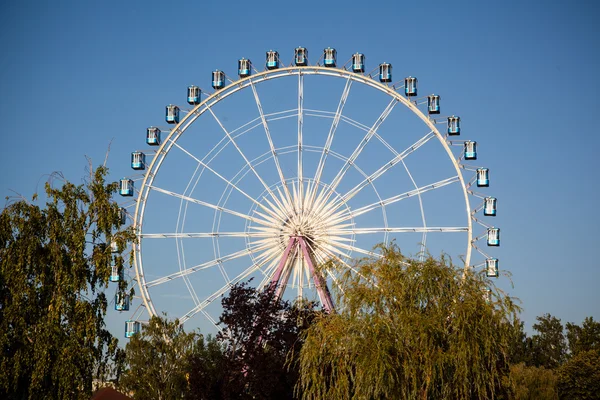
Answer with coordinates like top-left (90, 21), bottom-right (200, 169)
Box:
top-left (0, 167), bottom-right (134, 399)
top-left (119, 315), bottom-right (198, 400)
top-left (208, 281), bottom-right (319, 399)
top-left (298, 244), bottom-right (520, 399)
top-left (531, 314), bottom-right (567, 369)
top-left (557, 350), bottom-right (600, 399)
top-left (566, 317), bottom-right (600, 357)
top-left (509, 363), bottom-right (558, 400)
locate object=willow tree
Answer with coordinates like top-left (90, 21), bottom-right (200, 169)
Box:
top-left (298, 244), bottom-right (519, 400)
top-left (0, 166), bottom-right (134, 399)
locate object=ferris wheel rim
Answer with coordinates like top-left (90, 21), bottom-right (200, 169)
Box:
top-left (131, 65), bottom-right (474, 324)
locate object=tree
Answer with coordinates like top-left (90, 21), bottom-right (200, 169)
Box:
top-left (557, 350), bottom-right (600, 399)
top-left (0, 167), bottom-right (134, 399)
top-left (531, 314), bottom-right (567, 369)
top-left (185, 334), bottom-right (227, 400)
top-left (120, 315), bottom-right (198, 400)
top-left (199, 281), bottom-right (319, 400)
top-left (566, 317), bottom-right (600, 357)
top-left (298, 244), bottom-right (520, 399)
top-left (509, 363), bottom-right (558, 400)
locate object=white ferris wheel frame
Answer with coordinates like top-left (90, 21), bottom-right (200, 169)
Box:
top-left (131, 66), bottom-right (476, 325)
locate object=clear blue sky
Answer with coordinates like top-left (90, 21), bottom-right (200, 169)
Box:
top-left (1, 0), bottom-right (599, 338)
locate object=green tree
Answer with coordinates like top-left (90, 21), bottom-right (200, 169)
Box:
top-left (185, 334), bottom-right (227, 400)
top-left (557, 350), bottom-right (600, 399)
top-left (509, 363), bottom-right (558, 400)
top-left (531, 314), bottom-right (567, 369)
top-left (298, 244), bottom-right (520, 400)
top-left (120, 315), bottom-right (198, 400)
top-left (0, 167), bottom-right (134, 399)
top-left (566, 317), bottom-right (600, 357)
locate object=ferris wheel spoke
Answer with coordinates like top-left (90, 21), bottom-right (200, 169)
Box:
top-left (326, 176), bottom-right (460, 225)
top-left (171, 140), bottom-right (285, 224)
top-left (205, 105), bottom-right (288, 213)
top-left (149, 185), bottom-right (279, 229)
top-left (179, 247), bottom-right (282, 324)
top-left (325, 98), bottom-right (398, 199)
top-left (140, 232), bottom-right (276, 239)
top-left (310, 77), bottom-right (353, 204)
top-left (145, 241), bottom-right (274, 288)
top-left (298, 73), bottom-right (304, 203)
top-left (330, 227), bottom-right (468, 234)
top-left (250, 81), bottom-right (295, 208)
top-left (339, 131), bottom-right (436, 204)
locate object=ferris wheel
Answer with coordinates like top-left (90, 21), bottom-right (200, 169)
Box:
top-left (115, 47), bottom-right (500, 335)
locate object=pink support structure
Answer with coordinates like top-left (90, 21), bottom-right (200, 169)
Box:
top-left (267, 235), bottom-right (335, 313)
top-left (297, 237), bottom-right (335, 313)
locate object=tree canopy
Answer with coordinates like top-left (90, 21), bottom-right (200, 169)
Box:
top-left (298, 244), bottom-right (520, 399)
top-left (0, 167), bottom-right (134, 399)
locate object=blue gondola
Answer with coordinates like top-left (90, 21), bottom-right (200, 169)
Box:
top-left (119, 207), bottom-right (127, 225)
top-left (109, 264), bottom-right (123, 282)
top-left (379, 63), bottom-right (392, 83)
top-left (352, 53), bottom-right (365, 73)
top-left (131, 151), bottom-right (145, 170)
top-left (487, 227), bottom-right (500, 246)
top-left (476, 168), bottom-right (489, 187)
top-left (323, 47), bottom-right (336, 67)
top-left (115, 293), bottom-right (130, 311)
top-left (165, 105), bottom-right (180, 124)
top-left (266, 50), bottom-right (279, 70)
top-left (486, 258), bottom-right (499, 278)
top-left (295, 47), bottom-right (308, 66)
top-left (110, 240), bottom-right (118, 253)
top-left (125, 320), bottom-right (141, 338)
top-left (448, 116), bottom-right (460, 135)
top-left (484, 197), bottom-right (497, 216)
top-left (238, 58), bottom-right (252, 78)
top-left (146, 127), bottom-right (161, 146)
top-left (484, 288), bottom-right (493, 303)
top-left (427, 94), bottom-right (440, 114)
top-left (464, 141), bottom-right (477, 160)
top-left (187, 86), bottom-right (201, 105)
top-left (212, 70), bottom-right (225, 89)
top-left (405, 76), bottom-right (417, 97)
top-left (119, 178), bottom-right (134, 196)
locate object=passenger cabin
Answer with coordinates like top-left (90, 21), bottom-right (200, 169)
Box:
top-left (379, 63), bottom-right (392, 82)
top-left (238, 58), bottom-right (252, 77)
top-left (131, 151), bottom-right (145, 170)
top-left (110, 240), bottom-right (118, 253)
top-left (476, 168), bottom-right (489, 187)
top-left (295, 47), bottom-right (308, 66)
top-left (464, 141), bottom-right (477, 160)
top-left (115, 293), bottom-right (130, 311)
top-left (447, 116), bottom-right (460, 135)
top-left (165, 105), bottom-right (180, 124)
top-left (119, 207), bottom-right (127, 225)
top-left (187, 85), bottom-right (201, 105)
top-left (352, 53), bottom-right (365, 73)
top-left (109, 264), bottom-right (123, 282)
top-left (212, 70), bottom-right (225, 89)
top-left (405, 76), bottom-right (417, 96)
top-left (146, 127), bottom-right (161, 146)
top-left (486, 258), bottom-right (499, 278)
top-left (323, 47), bottom-right (336, 67)
top-left (119, 178), bottom-right (134, 196)
top-left (484, 197), bottom-right (497, 216)
top-left (487, 227), bottom-right (500, 246)
top-left (125, 320), bottom-right (141, 338)
top-left (427, 94), bottom-right (440, 114)
top-left (266, 50), bottom-right (279, 70)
